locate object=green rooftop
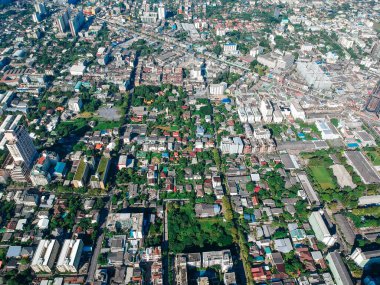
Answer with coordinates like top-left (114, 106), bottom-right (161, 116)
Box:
top-left (97, 156), bottom-right (110, 180)
top-left (73, 159), bottom-right (87, 181)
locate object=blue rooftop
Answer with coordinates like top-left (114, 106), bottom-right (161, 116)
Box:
top-left (54, 162), bottom-right (66, 174)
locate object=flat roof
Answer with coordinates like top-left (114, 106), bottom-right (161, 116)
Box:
top-left (345, 151), bottom-right (380, 184)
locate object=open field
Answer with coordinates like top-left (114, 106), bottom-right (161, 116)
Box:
top-left (309, 165), bottom-right (336, 190)
top-left (365, 150), bottom-right (380, 166)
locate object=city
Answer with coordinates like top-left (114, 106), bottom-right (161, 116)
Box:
top-left (0, 0), bottom-right (380, 285)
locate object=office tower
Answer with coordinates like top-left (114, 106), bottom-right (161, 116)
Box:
top-left (69, 10), bottom-right (85, 37)
top-left (34, 1), bottom-right (47, 15)
top-left (56, 10), bottom-right (70, 33)
top-left (158, 4), bottom-right (166, 20)
top-left (33, 1), bottom-right (46, 22)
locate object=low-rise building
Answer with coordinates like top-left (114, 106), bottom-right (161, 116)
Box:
top-left (308, 211), bottom-right (336, 247)
top-left (350, 248), bottom-right (380, 268)
top-left (326, 251), bottom-right (353, 285)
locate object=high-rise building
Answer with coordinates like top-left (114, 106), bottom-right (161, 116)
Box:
top-left (4, 126), bottom-right (37, 183)
top-left (33, 1), bottom-right (47, 23)
top-left (56, 239), bottom-right (84, 273)
top-left (5, 126), bottom-right (37, 168)
top-left (56, 10), bottom-right (70, 33)
top-left (158, 4), bottom-right (166, 20)
top-left (69, 10), bottom-right (85, 37)
top-left (260, 99), bottom-right (273, 122)
top-left (31, 239), bottom-right (60, 273)
top-left (34, 1), bottom-right (47, 15)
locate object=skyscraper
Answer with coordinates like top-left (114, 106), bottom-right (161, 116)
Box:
top-left (5, 126), bottom-right (37, 168)
top-left (34, 1), bottom-right (47, 15)
top-left (69, 10), bottom-right (85, 37)
top-left (33, 1), bottom-right (47, 22)
top-left (56, 10), bottom-right (70, 33)
top-left (158, 4), bottom-right (166, 20)
top-left (4, 126), bottom-right (37, 183)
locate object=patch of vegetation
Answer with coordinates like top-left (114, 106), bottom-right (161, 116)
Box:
top-left (168, 202), bottom-right (233, 253)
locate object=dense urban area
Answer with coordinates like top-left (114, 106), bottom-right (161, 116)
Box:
top-left (0, 0), bottom-right (380, 284)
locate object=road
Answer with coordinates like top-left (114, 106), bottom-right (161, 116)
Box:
top-left (86, 200), bottom-right (111, 284)
top-left (97, 17), bottom-right (250, 72)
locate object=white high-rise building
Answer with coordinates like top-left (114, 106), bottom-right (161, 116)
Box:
top-left (158, 5), bottom-right (166, 20)
top-left (141, 11), bottom-right (158, 23)
top-left (56, 239), bottom-right (84, 273)
top-left (290, 101), bottom-right (306, 120)
top-left (209, 82), bottom-right (227, 96)
top-left (5, 126), bottom-right (37, 168)
top-left (220, 137), bottom-right (244, 154)
top-left (31, 239), bottom-right (60, 273)
top-left (260, 99), bottom-right (273, 122)
top-left (238, 107), bottom-right (248, 123)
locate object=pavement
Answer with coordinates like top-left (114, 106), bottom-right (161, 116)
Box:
top-left (86, 201), bottom-right (110, 284)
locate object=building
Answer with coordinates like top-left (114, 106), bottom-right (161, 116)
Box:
top-left (158, 5), bottom-right (166, 20)
top-left (70, 63), bottom-right (87, 76)
top-left (106, 213), bottom-right (144, 240)
top-left (223, 43), bottom-right (239, 55)
top-left (220, 137), bottom-right (244, 154)
top-left (141, 12), bottom-right (158, 23)
top-left (290, 101), bottom-right (306, 120)
top-left (5, 126), bottom-right (37, 168)
top-left (254, 128), bottom-right (271, 140)
top-left (209, 82), bottom-right (227, 96)
top-left (202, 250), bottom-right (233, 273)
top-left (56, 239), bottom-right (84, 273)
top-left (34, 1), bottom-right (46, 15)
top-left (308, 211), bottom-right (336, 247)
top-left (355, 131), bottom-right (376, 147)
top-left (56, 10), bottom-right (70, 33)
top-left (315, 120), bottom-right (340, 140)
top-left (4, 126), bottom-right (37, 182)
top-left (260, 100), bottom-right (273, 122)
top-left (326, 251), bottom-right (353, 285)
top-left (344, 151), bottom-right (380, 184)
top-left (358, 195), bottom-right (380, 206)
top-left (30, 152), bottom-right (59, 186)
top-left (89, 156), bottom-right (110, 189)
top-left (297, 173), bottom-right (320, 206)
top-left (296, 62), bottom-right (332, 90)
top-left (31, 239), bottom-right (60, 273)
top-left (238, 107), bottom-right (248, 123)
top-left (195, 204), bottom-right (221, 218)
top-left (72, 158), bottom-right (90, 188)
top-left (33, 1), bottom-right (47, 22)
top-left (68, 97), bottom-right (83, 113)
top-left (350, 248), bottom-right (380, 268)
top-left (69, 10), bottom-right (85, 37)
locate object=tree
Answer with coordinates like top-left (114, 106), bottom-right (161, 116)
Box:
top-left (213, 44), bottom-right (222, 56)
top-left (246, 181), bottom-right (255, 192)
top-left (199, 105), bottom-right (213, 116)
